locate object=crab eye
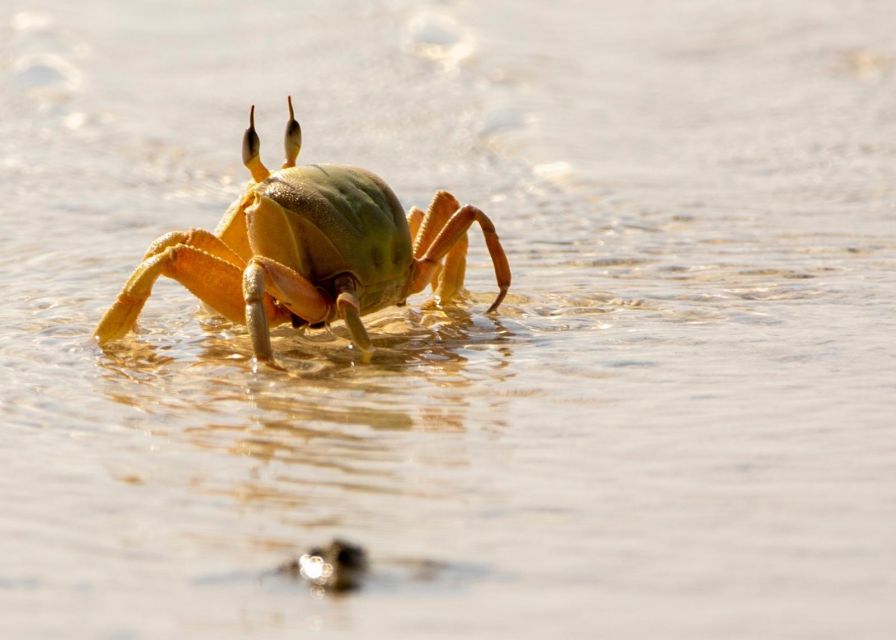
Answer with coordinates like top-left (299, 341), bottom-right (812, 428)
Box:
top-left (242, 104), bottom-right (270, 182)
top-left (241, 105), bottom-right (260, 164)
top-left (283, 95), bottom-right (302, 168)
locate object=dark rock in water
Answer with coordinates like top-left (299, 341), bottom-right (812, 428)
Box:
top-left (277, 539), bottom-right (368, 593)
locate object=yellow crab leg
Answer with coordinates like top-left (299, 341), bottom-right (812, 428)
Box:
top-left (94, 245), bottom-right (282, 345)
top-left (410, 190), bottom-right (469, 301)
top-left (334, 275), bottom-right (372, 359)
top-left (142, 228), bottom-right (245, 267)
top-left (412, 190), bottom-right (461, 259)
top-left (213, 191), bottom-right (256, 262)
top-left (407, 206), bottom-right (425, 245)
top-left (410, 191), bottom-right (471, 303)
top-left (434, 229), bottom-right (468, 303)
top-left (411, 204), bottom-right (511, 313)
top-left (242, 256), bottom-right (331, 362)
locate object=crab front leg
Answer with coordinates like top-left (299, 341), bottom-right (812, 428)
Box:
top-left (241, 194), bottom-right (333, 362)
top-left (334, 275), bottom-right (372, 359)
top-left (243, 194), bottom-right (375, 361)
top-left (242, 259), bottom-right (373, 363)
top-left (94, 237), bottom-right (286, 345)
top-left (242, 256), bottom-right (330, 362)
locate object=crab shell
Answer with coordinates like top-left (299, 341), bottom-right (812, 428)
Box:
top-left (225, 165), bottom-right (414, 318)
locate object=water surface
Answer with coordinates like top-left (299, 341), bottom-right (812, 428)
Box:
top-left (2, 1), bottom-right (895, 638)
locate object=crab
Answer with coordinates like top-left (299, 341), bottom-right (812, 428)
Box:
top-left (94, 98), bottom-right (511, 363)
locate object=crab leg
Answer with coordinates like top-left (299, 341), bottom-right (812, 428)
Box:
top-left (433, 225), bottom-right (468, 303)
top-left (334, 275), bottom-right (373, 360)
top-left (412, 191), bottom-right (462, 259)
top-left (239, 193), bottom-right (336, 360)
top-left (410, 190), bottom-right (472, 302)
top-left (407, 206), bottom-right (425, 244)
top-left (411, 204), bottom-right (511, 313)
top-left (242, 256), bottom-right (330, 362)
top-left (142, 228), bottom-right (245, 267)
top-left (214, 191), bottom-right (256, 261)
top-left (94, 245), bottom-right (283, 345)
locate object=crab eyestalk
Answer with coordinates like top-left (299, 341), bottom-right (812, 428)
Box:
top-left (242, 105), bottom-right (270, 182)
top-left (282, 96), bottom-right (302, 169)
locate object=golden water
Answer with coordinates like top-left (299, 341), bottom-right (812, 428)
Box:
top-left (3, 1), bottom-right (896, 638)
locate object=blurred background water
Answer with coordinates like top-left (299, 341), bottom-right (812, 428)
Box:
top-left (2, 1), bottom-right (895, 638)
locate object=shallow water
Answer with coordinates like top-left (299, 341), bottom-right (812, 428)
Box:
top-left (2, 1), bottom-right (896, 638)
